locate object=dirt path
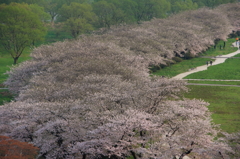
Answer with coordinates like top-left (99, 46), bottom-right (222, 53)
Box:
top-left (172, 42), bottom-right (240, 80)
top-left (186, 83), bottom-right (240, 87)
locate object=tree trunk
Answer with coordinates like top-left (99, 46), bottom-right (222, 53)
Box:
top-left (130, 151), bottom-right (137, 159)
top-left (13, 57), bottom-right (19, 65)
top-left (179, 149), bottom-right (192, 159)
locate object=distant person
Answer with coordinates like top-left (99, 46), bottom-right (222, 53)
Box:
top-left (206, 61), bottom-right (209, 66)
top-left (210, 60), bottom-right (213, 65)
top-left (236, 37), bottom-right (239, 45)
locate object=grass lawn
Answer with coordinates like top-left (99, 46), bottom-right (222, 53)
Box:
top-left (199, 39), bottom-right (237, 56)
top-left (184, 54), bottom-right (240, 79)
top-left (152, 38), bottom-right (237, 77)
top-left (0, 47), bottom-right (32, 83)
top-left (185, 85), bottom-right (240, 133)
top-left (183, 53), bottom-right (240, 133)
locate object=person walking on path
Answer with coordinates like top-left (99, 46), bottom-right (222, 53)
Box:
top-left (210, 60), bottom-right (212, 66)
top-left (206, 61), bottom-right (209, 66)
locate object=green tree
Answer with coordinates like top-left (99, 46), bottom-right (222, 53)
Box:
top-left (92, 0), bottom-right (119, 28)
top-left (93, 0), bottom-right (170, 26)
top-left (193, 0), bottom-right (237, 8)
top-left (0, 0), bottom-right (11, 4)
top-left (117, 0), bottom-right (137, 23)
top-left (0, 0), bottom-right (45, 5)
top-left (39, 0), bottom-right (62, 24)
top-left (58, 2), bottom-right (96, 38)
top-left (29, 3), bottom-right (51, 22)
top-left (0, 3), bottom-right (47, 64)
top-left (132, 0), bottom-right (171, 23)
top-left (170, 0), bottom-right (198, 14)
top-left (63, 0), bottom-right (90, 5)
top-left (101, 0), bottom-right (137, 25)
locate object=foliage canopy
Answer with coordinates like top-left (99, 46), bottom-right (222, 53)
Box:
top-left (0, 3), bottom-right (47, 64)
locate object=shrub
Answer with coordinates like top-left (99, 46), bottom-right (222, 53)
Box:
top-left (172, 56), bottom-right (183, 62)
top-left (184, 52), bottom-right (195, 59)
top-left (0, 136), bottom-right (39, 159)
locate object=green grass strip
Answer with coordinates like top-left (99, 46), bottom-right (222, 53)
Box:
top-left (186, 80), bottom-right (240, 85)
top-left (0, 55), bottom-right (31, 83)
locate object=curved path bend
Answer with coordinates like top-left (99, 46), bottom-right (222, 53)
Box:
top-left (172, 43), bottom-right (240, 80)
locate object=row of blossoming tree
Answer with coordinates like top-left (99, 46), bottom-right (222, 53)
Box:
top-left (1, 3), bottom-right (240, 159)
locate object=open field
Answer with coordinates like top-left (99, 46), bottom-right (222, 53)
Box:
top-left (185, 85), bottom-right (240, 133)
top-left (0, 48), bottom-right (32, 83)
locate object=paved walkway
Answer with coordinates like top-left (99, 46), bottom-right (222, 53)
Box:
top-left (172, 43), bottom-right (240, 80)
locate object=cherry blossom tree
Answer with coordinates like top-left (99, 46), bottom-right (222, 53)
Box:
top-left (225, 132), bottom-right (240, 158)
top-left (1, 38), bottom-right (232, 158)
top-left (215, 3), bottom-right (240, 30)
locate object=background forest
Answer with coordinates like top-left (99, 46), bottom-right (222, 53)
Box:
top-left (1, 0), bottom-right (240, 159)
top-left (0, 0), bottom-right (239, 40)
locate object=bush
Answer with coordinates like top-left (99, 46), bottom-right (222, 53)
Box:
top-left (184, 52), bottom-right (195, 59)
top-left (0, 136), bottom-right (39, 159)
top-left (149, 65), bottom-right (161, 73)
top-left (172, 56), bottom-right (183, 63)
